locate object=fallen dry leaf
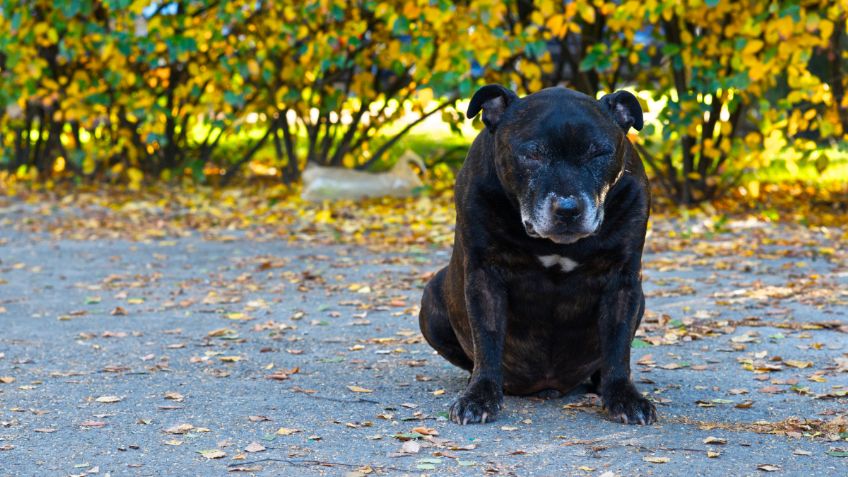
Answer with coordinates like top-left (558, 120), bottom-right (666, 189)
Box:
top-left (164, 392), bottom-right (184, 402)
top-left (80, 421), bottom-right (106, 428)
top-left (783, 360), bottom-right (813, 369)
top-left (229, 465), bottom-right (263, 472)
top-left (401, 440), bottom-right (421, 454)
top-left (95, 395), bottom-right (123, 403)
top-left (244, 442), bottom-right (266, 453)
top-left (198, 449), bottom-right (226, 459)
top-left (347, 385), bottom-right (373, 393)
top-left (266, 367), bottom-right (299, 381)
top-left (164, 423), bottom-right (194, 434)
top-left (411, 426), bottom-right (438, 436)
top-left (207, 328), bottom-right (235, 337)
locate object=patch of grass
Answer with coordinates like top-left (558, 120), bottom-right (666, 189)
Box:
top-left (383, 131), bottom-right (473, 170)
top-left (742, 153), bottom-right (848, 185)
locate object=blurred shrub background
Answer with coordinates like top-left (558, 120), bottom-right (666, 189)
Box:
top-left (1, 0), bottom-right (845, 204)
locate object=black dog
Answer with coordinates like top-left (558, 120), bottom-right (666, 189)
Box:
top-left (419, 85), bottom-right (656, 425)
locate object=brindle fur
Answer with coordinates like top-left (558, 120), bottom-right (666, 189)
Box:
top-left (419, 86), bottom-right (656, 426)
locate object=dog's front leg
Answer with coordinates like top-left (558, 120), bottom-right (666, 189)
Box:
top-left (598, 268), bottom-right (657, 425)
top-left (450, 266), bottom-right (506, 425)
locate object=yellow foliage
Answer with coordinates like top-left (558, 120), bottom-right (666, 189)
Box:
top-left (0, 0), bottom-right (845, 202)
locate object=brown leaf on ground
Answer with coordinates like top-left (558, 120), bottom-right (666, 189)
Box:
top-left (244, 442), bottom-right (266, 453)
top-left (164, 423), bottom-right (194, 434)
top-left (198, 449), bottom-right (226, 459)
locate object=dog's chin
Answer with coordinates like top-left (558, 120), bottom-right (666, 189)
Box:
top-left (547, 216), bottom-right (604, 244)
top-left (545, 233), bottom-right (591, 244)
top-left (524, 210), bottom-right (604, 245)
top-left (524, 228), bottom-right (593, 244)
top-left (523, 215), bottom-right (602, 244)
top-left (530, 224), bottom-right (601, 244)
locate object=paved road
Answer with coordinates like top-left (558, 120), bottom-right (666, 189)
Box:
top-left (1, 206), bottom-right (846, 476)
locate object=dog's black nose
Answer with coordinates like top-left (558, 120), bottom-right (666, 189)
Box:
top-left (552, 196), bottom-right (582, 222)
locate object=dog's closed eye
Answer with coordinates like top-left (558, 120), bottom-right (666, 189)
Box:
top-left (515, 143), bottom-right (547, 162)
top-left (586, 143), bottom-right (613, 159)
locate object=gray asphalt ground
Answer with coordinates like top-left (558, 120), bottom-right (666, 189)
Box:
top-left (1, 204), bottom-right (846, 476)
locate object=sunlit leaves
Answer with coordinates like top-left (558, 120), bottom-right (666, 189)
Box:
top-left (0, 0), bottom-right (844, 195)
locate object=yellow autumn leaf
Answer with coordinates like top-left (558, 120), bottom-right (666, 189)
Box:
top-left (347, 385), bottom-right (373, 393)
top-left (783, 360), bottom-right (813, 369)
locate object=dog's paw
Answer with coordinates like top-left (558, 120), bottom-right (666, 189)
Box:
top-left (449, 379), bottom-right (503, 425)
top-left (602, 382), bottom-right (657, 425)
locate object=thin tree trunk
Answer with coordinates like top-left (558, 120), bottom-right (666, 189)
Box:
top-left (696, 95), bottom-right (723, 191)
top-left (32, 107), bottom-right (47, 174)
top-left (828, 15), bottom-right (847, 133)
top-left (633, 142), bottom-right (677, 199)
top-left (221, 118), bottom-right (280, 185)
top-left (664, 16), bottom-right (695, 205)
top-left (280, 112), bottom-right (300, 183)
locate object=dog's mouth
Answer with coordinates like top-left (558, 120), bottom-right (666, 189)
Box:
top-left (521, 190), bottom-right (605, 244)
top-left (523, 221), bottom-right (594, 244)
top-left (546, 232), bottom-right (592, 244)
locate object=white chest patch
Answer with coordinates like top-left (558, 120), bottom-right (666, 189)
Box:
top-left (537, 254), bottom-right (579, 272)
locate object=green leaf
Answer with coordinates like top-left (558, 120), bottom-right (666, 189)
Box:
top-left (392, 432), bottom-right (425, 440)
top-left (815, 154), bottom-right (829, 174)
top-left (223, 91), bottom-right (245, 108)
top-left (668, 319), bottom-right (685, 328)
top-left (525, 41), bottom-right (548, 59)
top-left (632, 338), bottom-right (651, 349)
top-left (662, 43), bottom-right (681, 57)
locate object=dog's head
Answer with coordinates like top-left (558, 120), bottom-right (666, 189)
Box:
top-left (467, 85), bottom-right (643, 244)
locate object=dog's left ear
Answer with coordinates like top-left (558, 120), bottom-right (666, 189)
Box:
top-left (467, 84), bottom-right (519, 132)
top-left (600, 90), bottom-right (644, 132)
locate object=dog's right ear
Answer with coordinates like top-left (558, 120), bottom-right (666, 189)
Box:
top-left (467, 84), bottom-right (518, 132)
